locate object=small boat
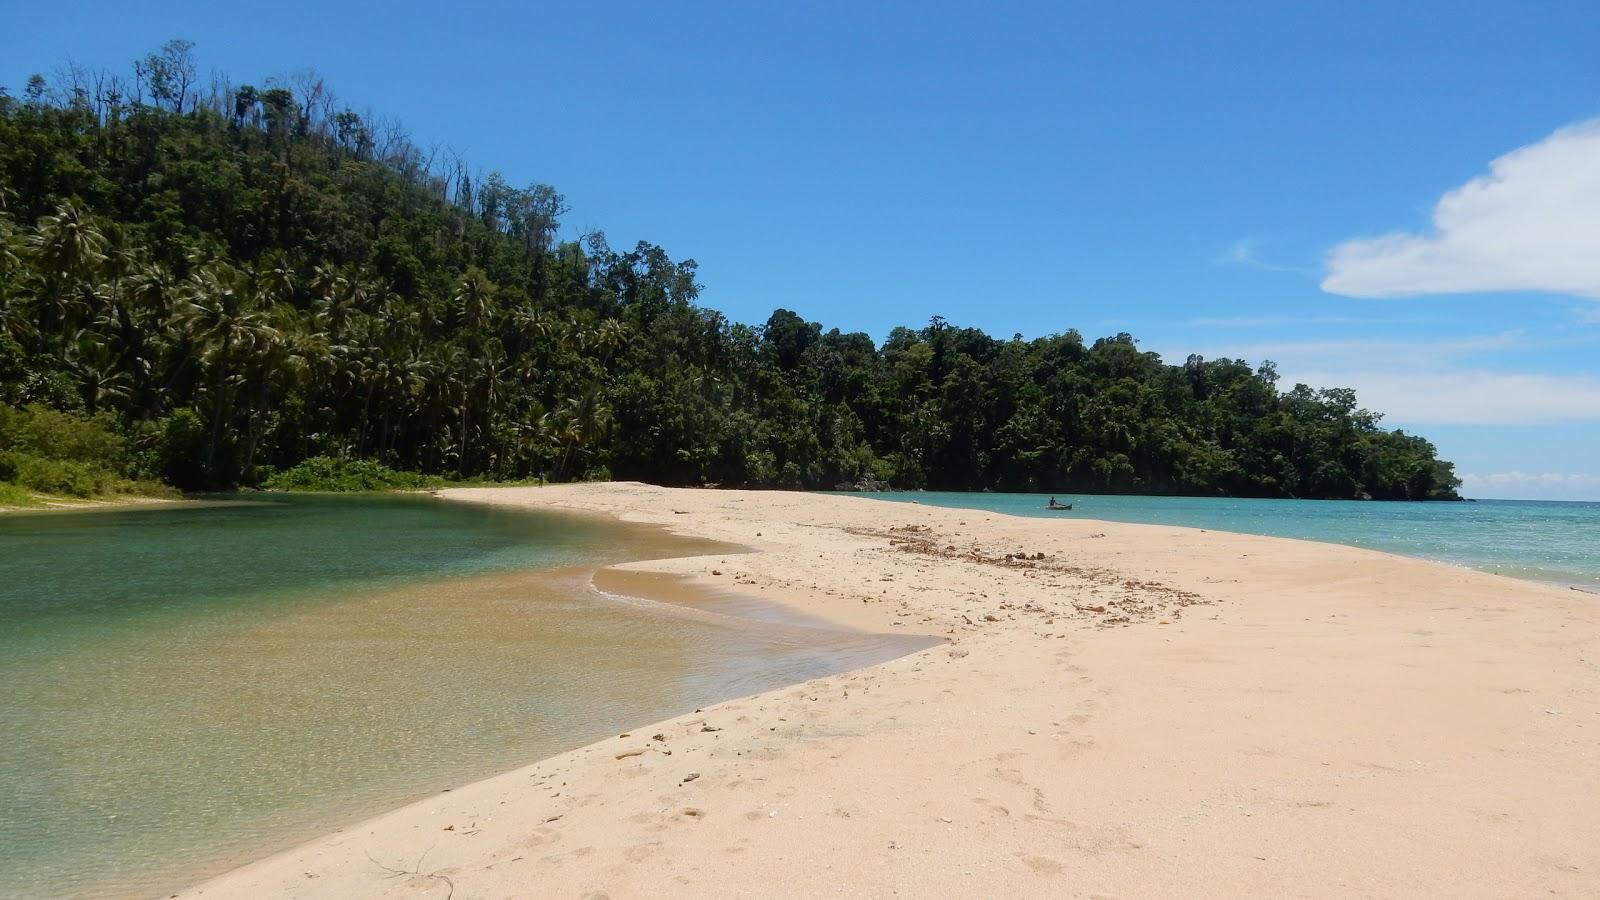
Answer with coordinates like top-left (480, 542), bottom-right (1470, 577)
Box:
top-left (1046, 502), bottom-right (1072, 511)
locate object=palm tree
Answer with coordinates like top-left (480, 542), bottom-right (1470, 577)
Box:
top-left (258, 262), bottom-right (298, 307)
top-left (558, 322), bottom-right (587, 355)
top-left (125, 263), bottom-right (179, 318)
top-left (460, 342), bottom-right (508, 475)
top-left (350, 348), bottom-right (419, 457)
top-left (276, 318), bottom-right (335, 461)
top-left (414, 344), bottom-right (462, 472)
top-left (0, 211), bottom-right (22, 286)
top-left (118, 263), bottom-right (191, 418)
top-left (0, 213), bottom-right (29, 341)
top-left (25, 202), bottom-right (107, 346)
top-left (28, 201), bottom-right (107, 278)
top-left (545, 392), bottom-right (611, 481)
top-left (511, 304), bottom-right (556, 341)
top-left (452, 267), bottom-right (497, 333)
top-left (170, 263), bottom-right (280, 482)
top-left (64, 331), bottom-right (133, 414)
top-left (430, 343), bottom-right (472, 475)
top-left (234, 303), bottom-right (324, 475)
top-left (592, 317), bottom-right (631, 365)
top-left (379, 347), bottom-right (428, 459)
top-left (0, 294), bottom-right (36, 346)
top-left (310, 264), bottom-right (358, 345)
top-left (509, 303), bottom-right (557, 363)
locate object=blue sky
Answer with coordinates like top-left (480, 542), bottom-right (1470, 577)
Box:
top-left (7, 1), bottom-right (1600, 498)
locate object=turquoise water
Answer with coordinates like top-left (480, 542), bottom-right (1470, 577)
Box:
top-left (0, 494), bottom-right (927, 898)
top-left (843, 492), bottom-right (1600, 590)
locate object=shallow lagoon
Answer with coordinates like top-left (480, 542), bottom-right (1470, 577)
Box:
top-left (0, 494), bottom-right (925, 898)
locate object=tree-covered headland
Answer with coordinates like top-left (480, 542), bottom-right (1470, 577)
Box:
top-left (0, 42), bottom-right (1461, 501)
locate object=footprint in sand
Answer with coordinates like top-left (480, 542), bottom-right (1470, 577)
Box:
top-left (972, 796), bottom-right (1012, 817)
top-left (624, 841), bottom-right (663, 863)
top-left (991, 766), bottom-right (1030, 787)
top-left (519, 826), bottom-right (564, 849)
top-left (1016, 853), bottom-right (1065, 874)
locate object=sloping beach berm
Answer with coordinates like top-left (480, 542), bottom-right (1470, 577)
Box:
top-left (180, 483), bottom-right (1598, 898)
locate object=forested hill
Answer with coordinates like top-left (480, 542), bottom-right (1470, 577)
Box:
top-left (0, 42), bottom-right (1461, 500)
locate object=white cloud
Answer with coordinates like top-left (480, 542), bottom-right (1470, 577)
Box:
top-left (1202, 332), bottom-right (1521, 370)
top-left (1322, 119), bottom-right (1600, 299)
top-left (1180, 314), bottom-right (1435, 328)
top-left (1216, 239), bottom-right (1313, 276)
top-left (1459, 471), bottom-right (1600, 501)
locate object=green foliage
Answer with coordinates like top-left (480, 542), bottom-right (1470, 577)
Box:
top-left (0, 479), bottom-right (36, 507)
top-left (262, 456), bottom-right (442, 492)
top-left (0, 44), bottom-right (1463, 502)
top-left (151, 409), bottom-right (208, 488)
top-left (0, 403), bottom-right (174, 499)
top-left (0, 403), bottom-right (123, 462)
top-left (0, 451), bottom-right (115, 496)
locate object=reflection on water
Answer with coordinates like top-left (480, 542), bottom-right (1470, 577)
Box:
top-left (0, 494), bottom-right (930, 898)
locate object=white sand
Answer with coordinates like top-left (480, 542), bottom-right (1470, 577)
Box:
top-left (177, 483), bottom-right (1599, 898)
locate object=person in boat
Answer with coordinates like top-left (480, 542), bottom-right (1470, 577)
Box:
top-left (1048, 496), bottom-right (1071, 509)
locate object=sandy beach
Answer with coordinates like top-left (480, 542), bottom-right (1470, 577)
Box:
top-left (177, 483), bottom-right (1599, 898)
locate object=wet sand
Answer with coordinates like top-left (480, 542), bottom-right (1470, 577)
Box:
top-left (178, 483), bottom-right (1600, 898)
top-left (0, 494), bottom-right (183, 513)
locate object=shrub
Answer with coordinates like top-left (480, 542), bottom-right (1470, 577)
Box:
top-left (0, 450), bottom-right (114, 497)
top-left (0, 404), bottom-right (125, 463)
top-left (0, 404), bottom-right (155, 500)
top-left (261, 456), bottom-right (442, 492)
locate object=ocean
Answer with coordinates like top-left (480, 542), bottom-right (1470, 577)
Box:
top-left (840, 492), bottom-right (1600, 591)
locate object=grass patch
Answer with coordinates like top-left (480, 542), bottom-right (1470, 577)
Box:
top-left (0, 480), bottom-right (39, 507)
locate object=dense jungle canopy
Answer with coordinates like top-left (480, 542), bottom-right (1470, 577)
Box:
top-left (0, 42), bottom-right (1461, 500)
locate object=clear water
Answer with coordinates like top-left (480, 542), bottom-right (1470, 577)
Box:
top-left (0, 494), bottom-right (929, 898)
top-left (842, 492), bottom-right (1600, 590)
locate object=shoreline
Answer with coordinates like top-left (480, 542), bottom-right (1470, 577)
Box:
top-left (105, 554), bottom-right (922, 900)
top-left (179, 483), bottom-right (1599, 898)
top-left (836, 489), bottom-right (1600, 593)
top-left (14, 486), bottom-right (1590, 591)
top-left (0, 493), bottom-right (186, 514)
